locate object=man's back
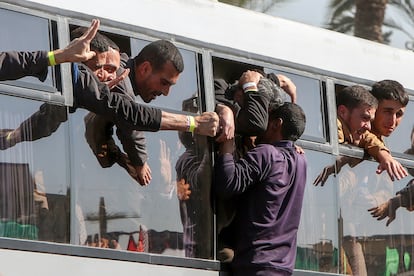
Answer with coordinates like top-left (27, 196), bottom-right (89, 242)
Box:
top-left (216, 141), bottom-right (307, 275)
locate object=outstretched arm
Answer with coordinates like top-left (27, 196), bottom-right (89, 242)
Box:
top-left (368, 195), bottom-right (401, 226)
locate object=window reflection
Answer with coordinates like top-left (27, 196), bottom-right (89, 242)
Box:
top-left (0, 8), bottom-right (53, 87)
top-left (297, 150), bottom-right (339, 273)
top-left (337, 158), bottom-right (414, 276)
top-left (0, 94), bottom-right (69, 243)
top-left (265, 70), bottom-right (325, 141)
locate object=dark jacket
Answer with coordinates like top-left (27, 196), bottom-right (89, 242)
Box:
top-left (0, 51), bottom-right (162, 132)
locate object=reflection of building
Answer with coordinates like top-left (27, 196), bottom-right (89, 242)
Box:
top-left (0, 162), bottom-right (69, 242)
top-left (295, 234), bottom-right (414, 275)
top-left (0, 162), bottom-right (38, 239)
top-left (84, 197), bottom-right (184, 253)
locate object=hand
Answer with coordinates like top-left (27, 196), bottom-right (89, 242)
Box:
top-left (239, 70), bottom-right (262, 86)
top-left (176, 178), bottom-right (191, 201)
top-left (135, 162), bottom-right (152, 186)
top-left (368, 197), bottom-right (399, 226)
top-left (54, 19), bottom-right (100, 64)
top-left (215, 104), bottom-right (235, 143)
top-left (107, 68), bottom-right (130, 90)
top-left (313, 165), bottom-right (335, 186)
top-left (295, 145), bottom-right (305, 154)
top-left (376, 151), bottom-right (408, 181)
top-left (194, 112), bottom-right (219, 137)
top-left (277, 74), bottom-right (297, 103)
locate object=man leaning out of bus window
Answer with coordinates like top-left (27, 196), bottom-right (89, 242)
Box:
top-left (0, 27), bottom-right (152, 186)
top-left (313, 84), bottom-right (407, 186)
top-left (0, 19), bottom-right (219, 146)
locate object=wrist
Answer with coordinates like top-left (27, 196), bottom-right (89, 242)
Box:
top-left (50, 49), bottom-right (64, 65)
top-left (186, 115), bottom-right (196, 133)
top-left (242, 81), bottom-right (257, 93)
top-left (47, 51), bottom-right (57, 66)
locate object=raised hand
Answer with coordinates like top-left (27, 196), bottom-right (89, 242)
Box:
top-left (54, 19), bottom-right (100, 64)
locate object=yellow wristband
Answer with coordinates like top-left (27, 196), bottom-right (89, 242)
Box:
top-left (188, 116), bottom-right (196, 133)
top-left (47, 51), bottom-right (56, 66)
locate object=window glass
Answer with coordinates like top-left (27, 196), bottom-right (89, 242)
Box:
top-left (130, 38), bottom-right (199, 112)
top-left (71, 111), bottom-right (213, 258)
top-left (297, 150), bottom-right (339, 273)
top-left (0, 94), bottom-right (70, 243)
top-left (71, 39), bottom-right (213, 258)
top-left (266, 70), bottom-right (325, 141)
top-left (0, 8), bottom-right (53, 87)
top-left (336, 157), bottom-right (414, 275)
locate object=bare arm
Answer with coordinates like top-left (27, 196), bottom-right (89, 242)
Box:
top-left (160, 111), bottom-right (219, 137)
top-left (277, 74), bottom-right (297, 103)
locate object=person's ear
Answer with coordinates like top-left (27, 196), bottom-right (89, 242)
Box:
top-left (271, 118), bottom-right (283, 130)
top-left (337, 105), bottom-right (347, 118)
top-left (136, 61), bottom-right (152, 77)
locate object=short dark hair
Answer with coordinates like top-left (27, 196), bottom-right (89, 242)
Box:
top-left (336, 85), bottom-right (378, 110)
top-left (371, 80), bottom-right (409, 107)
top-left (71, 27), bottom-right (120, 53)
top-left (134, 40), bottom-right (184, 73)
top-left (269, 102), bottom-right (306, 141)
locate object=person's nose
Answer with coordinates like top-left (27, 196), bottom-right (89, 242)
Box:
top-left (161, 87), bottom-right (171, 96)
top-left (364, 121), bottom-right (372, 131)
top-left (96, 68), bottom-right (107, 82)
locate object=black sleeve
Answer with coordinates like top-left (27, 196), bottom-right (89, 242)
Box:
top-left (0, 51), bottom-right (49, 81)
top-left (116, 126), bottom-right (147, 166)
top-left (72, 63), bottom-right (162, 132)
top-left (235, 91), bottom-right (269, 136)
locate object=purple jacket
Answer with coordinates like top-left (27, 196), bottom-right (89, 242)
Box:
top-left (215, 141), bottom-right (307, 275)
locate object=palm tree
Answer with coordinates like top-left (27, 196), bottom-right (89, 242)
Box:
top-left (354, 0), bottom-right (388, 43)
top-left (328, 0), bottom-right (414, 47)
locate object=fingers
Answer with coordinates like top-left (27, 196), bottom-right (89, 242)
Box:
top-left (107, 68), bottom-right (129, 89)
top-left (82, 19), bottom-right (100, 43)
top-left (377, 162), bottom-right (408, 181)
top-left (386, 217), bottom-right (395, 227)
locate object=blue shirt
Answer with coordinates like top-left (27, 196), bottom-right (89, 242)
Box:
top-left (215, 141), bottom-right (307, 275)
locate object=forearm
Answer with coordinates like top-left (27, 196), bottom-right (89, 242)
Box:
top-left (0, 51), bottom-right (49, 81)
top-left (160, 111), bottom-right (218, 137)
top-left (160, 112), bottom-right (191, 132)
top-left (74, 64), bottom-right (162, 131)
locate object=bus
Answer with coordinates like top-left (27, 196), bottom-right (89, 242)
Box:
top-left (1, 0), bottom-right (414, 275)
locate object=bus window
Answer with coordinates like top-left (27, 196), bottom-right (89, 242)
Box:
top-left (130, 38), bottom-right (200, 113)
top-left (70, 37), bottom-right (214, 259)
top-left (337, 158), bottom-right (414, 275)
top-left (267, 70), bottom-right (326, 142)
top-left (0, 94), bottom-right (70, 243)
top-left (297, 149), bottom-right (339, 273)
top-left (0, 8), bottom-right (56, 90)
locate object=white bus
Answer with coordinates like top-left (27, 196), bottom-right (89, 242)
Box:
top-left (1, 0), bottom-right (414, 275)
